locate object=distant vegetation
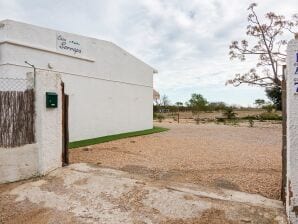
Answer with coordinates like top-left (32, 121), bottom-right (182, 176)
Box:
top-left (153, 92), bottom-right (282, 125)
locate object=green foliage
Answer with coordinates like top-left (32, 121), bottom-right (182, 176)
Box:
top-left (265, 86), bottom-right (282, 110)
top-left (175, 102), bottom-right (183, 107)
top-left (259, 112), bottom-right (282, 121)
top-left (216, 117), bottom-right (226, 123)
top-left (207, 102), bottom-right (227, 111)
top-left (222, 107), bottom-right (237, 119)
top-left (242, 113), bottom-right (282, 121)
top-left (230, 119), bottom-right (239, 126)
top-left (254, 99), bottom-right (265, 107)
top-left (69, 127), bottom-right (169, 149)
top-left (262, 104), bottom-right (275, 113)
top-left (189, 93), bottom-right (208, 113)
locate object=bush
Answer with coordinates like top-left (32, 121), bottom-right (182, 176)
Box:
top-left (259, 112), bottom-right (282, 121)
top-left (216, 117), bottom-right (226, 123)
top-left (262, 104), bottom-right (275, 113)
top-left (248, 118), bottom-right (254, 127)
top-left (242, 113), bottom-right (282, 121)
top-left (242, 115), bottom-right (257, 120)
top-left (230, 119), bottom-right (239, 126)
top-left (222, 107), bottom-right (237, 119)
top-left (157, 114), bottom-right (165, 123)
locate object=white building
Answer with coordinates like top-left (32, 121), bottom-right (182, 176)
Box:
top-left (0, 20), bottom-right (156, 142)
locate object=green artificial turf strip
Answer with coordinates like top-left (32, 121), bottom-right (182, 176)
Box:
top-left (69, 126), bottom-right (168, 149)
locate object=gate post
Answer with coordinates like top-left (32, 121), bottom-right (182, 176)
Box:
top-left (286, 34), bottom-right (298, 223)
top-left (35, 71), bottom-right (63, 175)
top-left (281, 65), bottom-right (287, 204)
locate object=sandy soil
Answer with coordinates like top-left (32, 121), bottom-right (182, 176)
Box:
top-left (0, 164), bottom-right (286, 224)
top-left (70, 121), bottom-right (282, 200)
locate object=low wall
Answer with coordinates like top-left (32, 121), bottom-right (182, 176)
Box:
top-left (0, 144), bottom-right (38, 183)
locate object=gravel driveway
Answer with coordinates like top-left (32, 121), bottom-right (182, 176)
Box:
top-left (70, 121), bottom-right (282, 200)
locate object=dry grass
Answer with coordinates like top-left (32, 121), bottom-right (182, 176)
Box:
top-left (160, 109), bottom-right (282, 119)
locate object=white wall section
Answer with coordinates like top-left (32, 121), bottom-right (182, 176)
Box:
top-left (0, 20), bottom-right (155, 141)
top-left (286, 36), bottom-right (298, 224)
top-left (0, 71), bottom-right (63, 183)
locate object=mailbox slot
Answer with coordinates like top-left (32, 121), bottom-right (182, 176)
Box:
top-left (46, 92), bottom-right (58, 108)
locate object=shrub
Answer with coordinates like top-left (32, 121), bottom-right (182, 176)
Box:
top-left (262, 104), bottom-right (275, 113)
top-left (248, 118), bottom-right (254, 127)
top-left (157, 114), bottom-right (165, 123)
top-left (222, 107), bottom-right (237, 119)
top-left (242, 115), bottom-right (257, 120)
top-left (230, 119), bottom-right (239, 126)
top-left (216, 117), bottom-right (226, 123)
top-left (259, 112), bottom-right (282, 121)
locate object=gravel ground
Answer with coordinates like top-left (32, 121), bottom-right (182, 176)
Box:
top-left (70, 121), bottom-right (282, 200)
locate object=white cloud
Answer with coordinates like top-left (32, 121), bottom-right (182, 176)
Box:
top-left (0, 0), bottom-right (296, 106)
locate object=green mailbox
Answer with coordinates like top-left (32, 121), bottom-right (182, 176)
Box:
top-left (46, 92), bottom-right (58, 108)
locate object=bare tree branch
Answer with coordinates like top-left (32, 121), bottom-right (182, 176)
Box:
top-left (228, 3), bottom-right (297, 88)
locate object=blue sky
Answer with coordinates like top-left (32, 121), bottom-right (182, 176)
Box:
top-left (0, 0), bottom-right (296, 106)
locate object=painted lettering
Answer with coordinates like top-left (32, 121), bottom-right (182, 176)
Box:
top-left (56, 34), bottom-right (82, 55)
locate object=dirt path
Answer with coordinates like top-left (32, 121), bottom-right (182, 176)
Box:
top-left (0, 164), bottom-right (286, 224)
top-left (70, 122), bottom-right (282, 200)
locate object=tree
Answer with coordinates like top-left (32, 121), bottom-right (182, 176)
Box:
top-left (265, 86), bottom-right (282, 110)
top-left (254, 99), bottom-right (266, 108)
top-left (208, 102), bottom-right (227, 111)
top-left (188, 93), bottom-right (208, 113)
top-left (160, 95), bottom-right (170, 108)
top-left (175, 102), bottom-right (183, 112)
top-left (175, 102), bottom-right (183, 107)
top-left (227, 3), bottom-right (297, 88)
top-left (222, 107), bottom-right (237, 120)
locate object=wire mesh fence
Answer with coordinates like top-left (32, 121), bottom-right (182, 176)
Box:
top-left (0, 77), bottom-right (34, 91)
top-left (0, 76), bottom-right (35, 148)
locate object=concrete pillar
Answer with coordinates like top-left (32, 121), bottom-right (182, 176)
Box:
top-left (35, 70), bottom-right (63, 175)
top-left (286, 34), bottom-right (298, 223)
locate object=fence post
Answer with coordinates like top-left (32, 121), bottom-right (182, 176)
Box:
top-left (281, 65), bottom-right (287, 204)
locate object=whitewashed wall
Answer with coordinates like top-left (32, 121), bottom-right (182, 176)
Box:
top-left (286, 36), bottom-right (298, 224)
top-left (0, 20), bottom-right (154, 141)
top-left (0, 71), bottom-right (62, 183)
top-left (0, 144), bottom-right (38, 183)
top-left (35, 71), bottom-right (63, 174)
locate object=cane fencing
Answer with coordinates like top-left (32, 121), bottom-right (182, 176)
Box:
top-left (0, 76), bottom-right (35, 148)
